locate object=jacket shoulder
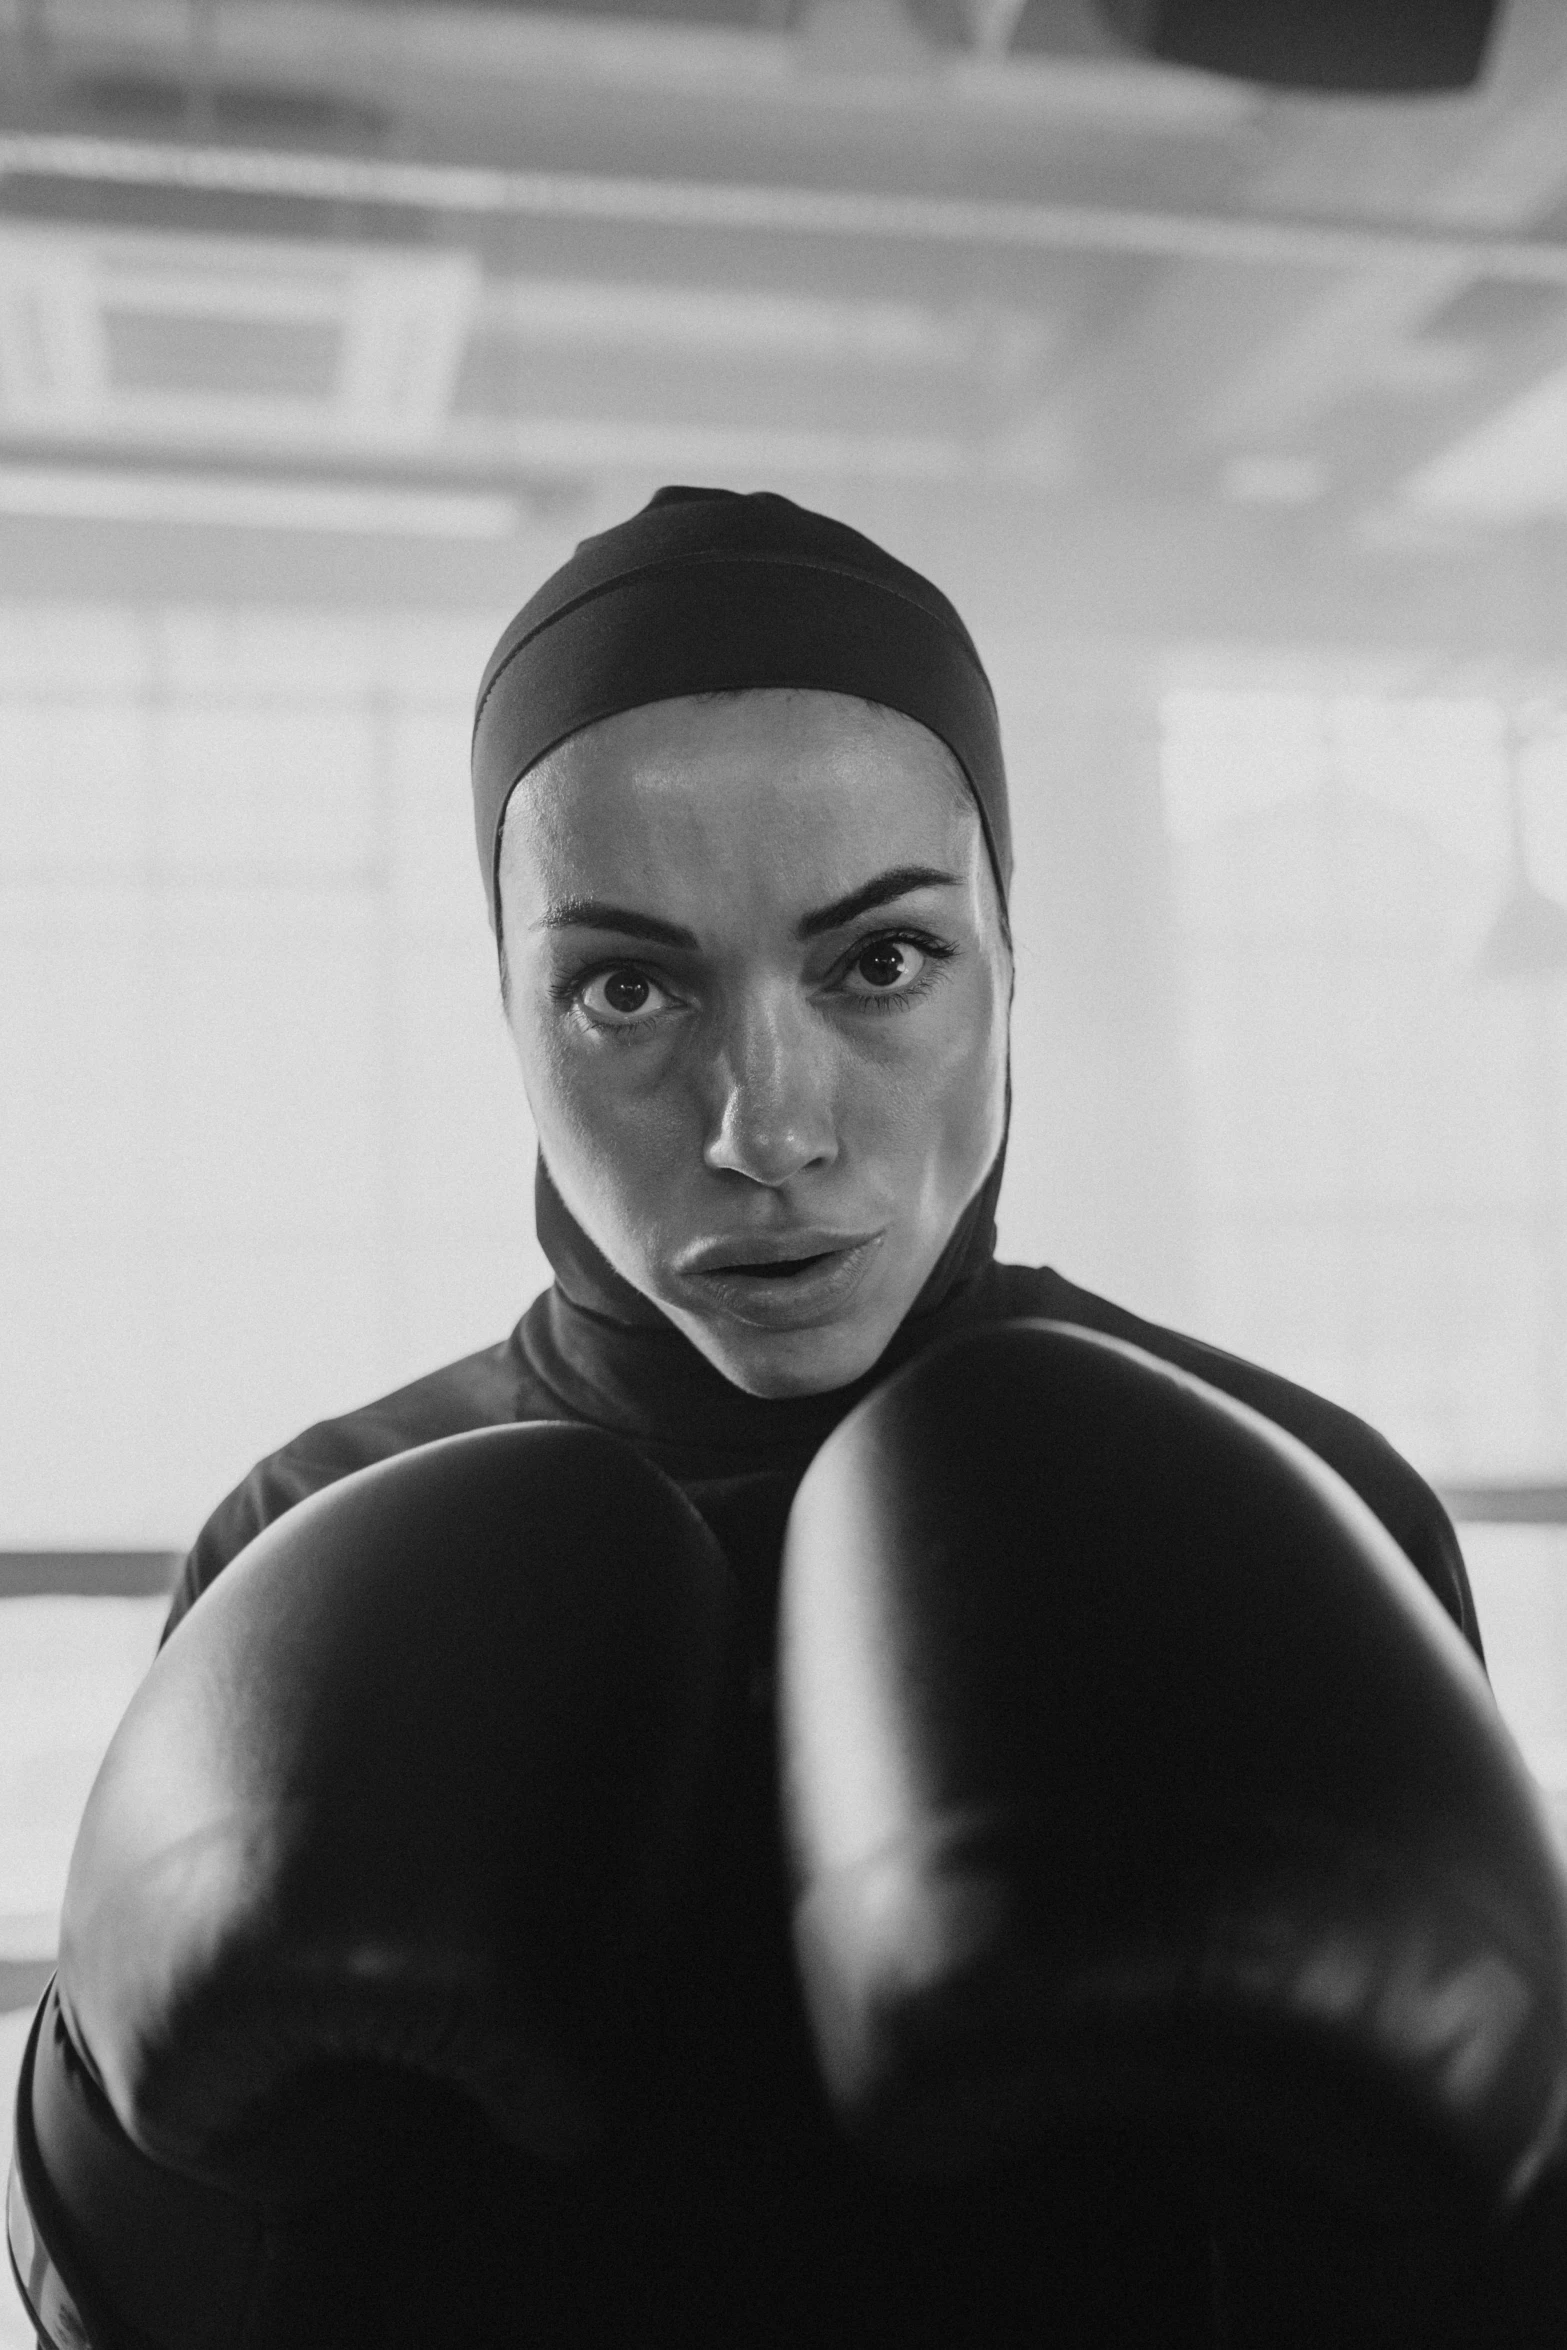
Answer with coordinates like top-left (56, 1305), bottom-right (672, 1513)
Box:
top-left (986, 1264), bottom-right (1483, 1661)
top-left (163, 1330), bottom-right (553, 1643)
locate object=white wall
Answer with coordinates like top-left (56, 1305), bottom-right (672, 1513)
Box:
top-left (4, 609), bottom-right (1566, 1554)
top-left (0, 605), bottom-right (548, 1551)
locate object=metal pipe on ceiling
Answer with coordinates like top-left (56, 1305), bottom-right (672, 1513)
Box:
top-left (6, 130), bottom-right (1567, 287)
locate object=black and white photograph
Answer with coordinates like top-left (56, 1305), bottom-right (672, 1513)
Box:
top-left (3, 1), bottom-right (1567, 2342)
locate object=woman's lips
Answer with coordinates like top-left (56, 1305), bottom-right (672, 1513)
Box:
top-left (680, 1235), bottom-right (883, 1330)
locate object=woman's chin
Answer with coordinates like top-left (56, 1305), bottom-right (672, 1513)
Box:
top-left (677, 1308), bottom-right (895, 1400)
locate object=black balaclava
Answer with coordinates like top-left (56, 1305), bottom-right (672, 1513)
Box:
top-left (472, 484), bottom-right (1011, 1346)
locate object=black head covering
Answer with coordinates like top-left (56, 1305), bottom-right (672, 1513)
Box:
top-left (472, 485), bottom-right (1011, 937)
top-left (471, 485), bottom-right (1010, 1353)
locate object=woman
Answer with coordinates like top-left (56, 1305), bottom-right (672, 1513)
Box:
top-left (12, 489), bottom-right (1560, 2350)
top-left (166, 486), bottom-right (1478, 1643)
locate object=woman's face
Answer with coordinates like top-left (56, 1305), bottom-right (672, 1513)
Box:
top-left (499, 687), bottom-right (1010, 1398)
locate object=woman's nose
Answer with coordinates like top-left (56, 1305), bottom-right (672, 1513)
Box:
top-left (702, 993), bottom-right (838, 1187)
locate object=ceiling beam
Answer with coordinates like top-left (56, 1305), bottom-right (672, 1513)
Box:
top-left (1071, 0), bottom-right (1567, 497)
top-left (11, 0), bottom-right (1251, 131)
top-left (10, 131), bottom-right (1567, 284)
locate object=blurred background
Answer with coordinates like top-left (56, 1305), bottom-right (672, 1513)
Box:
top-left (3, 0), bottom-right (1567, 2310)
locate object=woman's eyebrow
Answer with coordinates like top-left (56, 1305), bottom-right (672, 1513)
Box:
top-left (534, 866), bottom-right (957, 949)
top-left (534, 899), bottom-right (699, 948)
top-left (796, 865), bottom-right (959, 941)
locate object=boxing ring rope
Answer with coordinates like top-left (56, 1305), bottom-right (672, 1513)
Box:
top-left (0, 1496), bottom-right (1563, 1599)
top-left (2, 1501), bottom-right (1564, 2020)
top-left (3, 1505), bottom-right (1567, 2223)
top-left (0, 1556), bottom-right (182, 1600)
top-left (1439, 1489), bottom-right (1567, 1526)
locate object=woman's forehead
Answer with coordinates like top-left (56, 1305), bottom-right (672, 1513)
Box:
top-left (501, 689), bottom-right (980, 905)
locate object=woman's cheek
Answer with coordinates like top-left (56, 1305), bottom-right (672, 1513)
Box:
top-left (918, 992), bottom-right (1007, 1179)
top-left (533, 999), bottom-right (669, 1106)
top-left (594, 1059), bottom-right (699, 1192)
top-left (518, 1012), bottom-right (625, 1167)
top-left (861, 982), bottom-right (994, 1115)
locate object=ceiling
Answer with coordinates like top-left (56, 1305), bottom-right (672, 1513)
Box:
top-left (4, 0), bottom-right (1567, 656)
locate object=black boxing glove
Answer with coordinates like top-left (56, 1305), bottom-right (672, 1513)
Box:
top-left (778, 1321), bottom-right (1567, 2226)
top-left (9, 1423), bottom-right (735, 2349)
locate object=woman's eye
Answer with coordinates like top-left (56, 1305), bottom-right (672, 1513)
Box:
top-left (578, 967), bottom-right (673, 1025)
top-left (842, 938), bottom-right (929, 996)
